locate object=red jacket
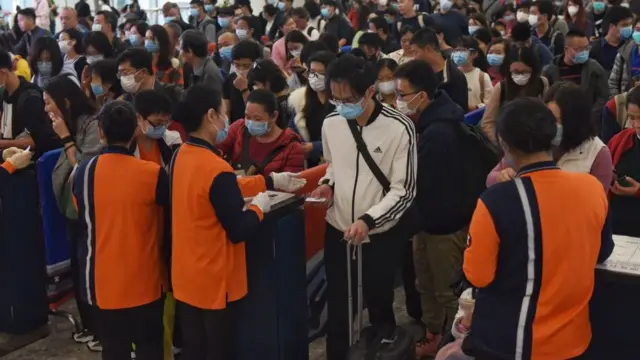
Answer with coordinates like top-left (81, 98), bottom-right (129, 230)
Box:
top-left (608, 127), bottom-right (635, 167)
top-left (218, 119), bottom-right (305, 176)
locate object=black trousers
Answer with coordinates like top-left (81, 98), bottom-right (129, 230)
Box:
top-left (177, 300), bottom-right (240, 360)
top-left (67, 219), bottom-right (96, 334)
top-left (401, 239), bottom-right (422, 323)
top-left (324, 223), bottom-right (405, 360)
top-left (94, 298), bottom-right (164, 360)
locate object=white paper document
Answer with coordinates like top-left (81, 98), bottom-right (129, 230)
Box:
top-left (596, 235), bottom-right (640, 275)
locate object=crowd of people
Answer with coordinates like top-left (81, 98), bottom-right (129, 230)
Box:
top-left (1, 0), bottom-right (639, 358)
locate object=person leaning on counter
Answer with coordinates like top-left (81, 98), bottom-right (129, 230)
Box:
top-left (170, 84), bottom-right (305, 360)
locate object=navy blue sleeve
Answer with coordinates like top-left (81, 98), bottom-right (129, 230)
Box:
top-left (155, 168), bottom-right (170, 206)
top-left (209, 172), bottom-right (263, 244)
top-left (598, 210), bottom-right (614, 264)
top-left (0, 165), bottom-right (11, 185)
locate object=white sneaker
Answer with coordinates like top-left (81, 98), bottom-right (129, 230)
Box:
top-left (72, 330), bottom-right (94, 344)
top-left (87, 339), bottom-right (103, 352)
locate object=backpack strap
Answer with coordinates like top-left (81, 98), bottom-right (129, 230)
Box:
top-left (478, 71), bottom-right (485, 105)
top-left (499, 80), bottom-right (506, 106)
top-left (615, 93), bottom-right (629, 130)
top-left (418, 14), bottom-right (425, 28)
top-left (306, 26), bottom-right (315, 37)
top-left (17, 89), bottom-right (42, 115)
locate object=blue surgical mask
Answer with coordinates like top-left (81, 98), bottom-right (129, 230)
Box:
top-left (128, 34), bottom-right (139, 46)
top-left (451, 51), bottom-right (468, 66)
top-left (487, 53), bottom-right (505, 67)
top-left (573, 50), bottom-right (589, 64)
top-left (37, 61), bottom-right (52, 76)
top-left (593, 1), bottom-right (605, 13)
top-left (146, 123), bottom-right (168, 139)
top-left (621, 26), bottom-right (633, 40)
top-left (246, 119), bottom-right (270, 136)
top-left (220, 45), bottom-right (233, 61)
top-left (552, 124), bottom-right (563, 146)
top-left (218, 17), bottom-right (230, 28)
top-left (236, 28), bottom-right (248, 40)
top-left (334, 99), bottom-right (366, 119)
top-left (204, 4), bottom-right (214, 12)
top-left (321, 8), bottom-right (330, 17)
top-left (190, 8), bottom-right (199, 17)
top-left (91, 83), bottom-right (105, 97)
top-left (468, 25), bottom-right (480, 34)
top-left (214, 113), bottom-right (230, 144)
top-left (144, 40), bottom-right (159, 53)
top-left (633, 31), bottom-right (640, 44)
top-left (164, 16), bottom-right (175, 23)
top-left (277, 2), bottom-right (286, 10)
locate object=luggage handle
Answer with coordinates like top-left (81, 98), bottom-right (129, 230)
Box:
top-left (346, 241), bottom-right (363, 346)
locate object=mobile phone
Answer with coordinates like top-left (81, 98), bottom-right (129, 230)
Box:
top-left (25, 146), bottom-right (31, 152)
top-left (617, 175), bottom-right (632, 187)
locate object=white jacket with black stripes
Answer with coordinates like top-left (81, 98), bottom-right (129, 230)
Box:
top-left (319, 102), bottom-right (417, 241)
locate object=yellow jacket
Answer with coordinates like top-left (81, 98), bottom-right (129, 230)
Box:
top-left (12, 55), bottom-right (31, 81)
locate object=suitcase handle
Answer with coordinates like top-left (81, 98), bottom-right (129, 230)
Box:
top-left (346, 241), bottom-right (363, 346)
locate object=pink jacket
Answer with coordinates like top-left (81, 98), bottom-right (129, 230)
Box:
top-left (271, 37), bottom-right (288, 74)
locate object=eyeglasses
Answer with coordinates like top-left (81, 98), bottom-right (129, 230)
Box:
top-left (116, 69), bottom-right (140, 79)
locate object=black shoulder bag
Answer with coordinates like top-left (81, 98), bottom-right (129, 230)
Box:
top-left (239, 127), bottom-right (296, 176)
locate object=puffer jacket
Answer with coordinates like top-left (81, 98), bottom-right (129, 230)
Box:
top-left (608, 40), bottom-right (635, 96)
top-left (217, 119), bottom-right (305, 176)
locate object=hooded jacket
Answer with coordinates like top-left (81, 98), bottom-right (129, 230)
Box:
top-left (415, 90), bottom-right (469, 234)
top-left (440, 58), bottom-right (469, 113)
top-left (543, 55), bottom-right (608, 129)
top-left (218, 119), bottom-right (305, 176)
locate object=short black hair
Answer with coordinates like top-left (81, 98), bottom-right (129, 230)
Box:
top-left (131, 20), bottom-right (149, 38)
top-left (605, 5), bottom-right (634, 27)
top-left (62, 28), bottom-right (86, 54)
top-left (0, 49), bottom-right (11, 70)
top-left (85, 31), bottom-right (115, 58)
top-left (565, 28), bottom-right (587, 40)
top-left (236, 15), bottom-right (258, 30)
top-left (469, 13), bottom-right (489, 29)
top-left (291, 7), bottom-right (310, 20)
top-left (473, 27), bottom-right (492, 48)
top-left (376, 58), bottom-right (398, 75)
top-left (180, 29), bottom-right (208, 58)
top-left (90, 59), bottom-right (123, 95)
top-left (369, 16), bottom-right (389, 34)
top-left (301, 40), bottom-right (331, 65)
top-left (319, 33), bottom-right (340, 54)
top-left (263, 4), bottom-right (278, 17)
top-left (350, 47), bottom-right (367, 60)
top-left (628, 85), bottom-right (640, 107)
top-left (249, 59), bottom-right (288, 93)
top-left (29, 37), bottom-right (64, 78)
top-left (410, 28), bottom-right (440, 51)
top-left (96, 10), bottom-right (118, 32)
top-left (326, 55), bottom-right (376, 98)
top-left (496, 97), bottom-right (556, 154)
top-left (394, 60), bottom-right (437, 99)
top-left (510, 22), bottom-right (532, 42)
top-left (189, 0), bottom-right (204, 7)
top-left (399, 24), bottom-right (418, 38)
top-left (116, 48), bottom-right (153, 74)
top-left (358, 33), bottom-right (382, 50)
top-left (98, 100), bottom-right (138, 144)
top-left (134, 89), bottom-right (172, 118)
top-left (531, 0), bottom-right (554, 19)
top-left (247, 88), bottom-right (279, 116)
top-left (231, 40), bottom-right (262, 61)
top-left (17, 7), bottom-right (36, 20)
top-left (181, 84), bottom-right (223, 132)
top-left (308, 50), bottom-right (337, 68)
top-left (543, 81), bottom-right (595, 152)
top-left (304, 0), bottom-right (321, 18)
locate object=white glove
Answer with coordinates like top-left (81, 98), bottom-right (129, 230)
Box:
top-left (2, 147), bottom-right (22, 161)
top-left (7, 150), bottom-right (33, 169)
top-left (270, 172), bottom-right (306, 192)
top-left (250, 192), bottom-right (271, 213)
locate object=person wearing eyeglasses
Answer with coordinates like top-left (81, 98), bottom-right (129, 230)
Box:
top-left (542, 29), bottom-right (608, 131)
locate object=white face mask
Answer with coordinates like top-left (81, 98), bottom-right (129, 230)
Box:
top-left (512, 73), bottom-right (532, 86)
top-left (567, 5), bottom-right (579, 16)
top-left (290, 49), bottom-right (302, 58)
top-left (621, 2), bottom-right (630, 7)
top-left (58, 40), bottom-right (71, 54)
top-left (121, 73), bottom-right (142, 93)
top-left (309, 74), bottom-right (325, 92)
top-left (377, 80), bottom-right (395, 95)
top-left (86, 54), bottom-right (104, 64)
top-left (516, 11), bottom-right (529, 23)
top-left (528, 14), bottom-right (539, 27)
top-left (396, 93), bottom-right (419, 115)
